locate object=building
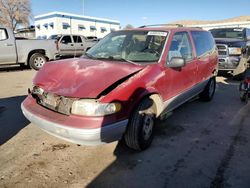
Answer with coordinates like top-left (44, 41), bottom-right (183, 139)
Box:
top-left (34, 12), bottom-right (120, 39)
top-left (173, 16), bottom-right (250, 30)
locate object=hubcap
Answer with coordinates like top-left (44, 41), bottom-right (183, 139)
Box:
top-left (142, 114), bottom-right (154, 140)
top-left (34, 57), bottom-right (46, 68)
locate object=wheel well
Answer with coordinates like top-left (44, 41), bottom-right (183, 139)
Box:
top-left (135, 93), bottom-right (164, 118)
top-left (27, 49), bottom-right (46, 65)
top-left (148, 94), bottom-right (164, 117)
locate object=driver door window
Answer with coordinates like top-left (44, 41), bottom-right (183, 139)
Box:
top-left (167, 32), bottom-right (193, 63)
top-left (61, 36), bottom-right (72, 44)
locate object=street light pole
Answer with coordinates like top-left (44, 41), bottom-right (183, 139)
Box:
top-left (82, 0), bottom-right (85, 15)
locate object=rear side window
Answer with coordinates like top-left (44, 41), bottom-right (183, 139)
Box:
top-left (191, 31), bottom-right (215, 57)
top-left (73, 36), bottom-right (82, 43)
top-left (61, 36), bottom-right (72, 43)
top-left (0, 28), bottom-right (8, 41)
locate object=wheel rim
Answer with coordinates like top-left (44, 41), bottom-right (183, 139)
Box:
top-left (34, 57), bottom-right (46, 68)
top-left (209, 79), bottom-right (215, 98)
top-left (142, 114), bottom-right (154, 140)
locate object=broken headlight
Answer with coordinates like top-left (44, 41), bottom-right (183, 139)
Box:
top-left (71, 99), bottom-right (121, 116)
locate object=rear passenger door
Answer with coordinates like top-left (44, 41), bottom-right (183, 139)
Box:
top-left (73, 35), bottom-right (85, 56)
top-left (58, 35), bottom-right (74, 56)
top-left (190, 31), bottom-right (216, 83)
top-left (165, 31), bottom-right (197, 98)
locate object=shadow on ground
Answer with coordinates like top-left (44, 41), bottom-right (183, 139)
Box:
top-left (0, 95), bottom-right (29, 145)
top-left (86, 79), bottom-right (248, 188)
top-left (0, 65), bottom-right (30, 73)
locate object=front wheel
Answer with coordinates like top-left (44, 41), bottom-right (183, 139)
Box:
top-left (239, 82), bottom-right (248, 104)
top-left (29, 53), bottom-right (47, 70)
top-left (199, 77), bottom-right (216, 101)
top-left (124, 97), bottom-right (156, 151)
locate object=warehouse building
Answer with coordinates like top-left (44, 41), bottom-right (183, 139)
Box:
top-left (173, 16), bottom-right (250, 30)
top-left (34, 12), bottom-right (120, 39)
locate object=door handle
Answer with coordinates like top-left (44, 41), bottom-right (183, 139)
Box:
top-left (81, 44), bottom-right (83, 46)
top-left (70, 44), bottom-right (74, 46)
top-left (5, 43), bottom-right (13, 46)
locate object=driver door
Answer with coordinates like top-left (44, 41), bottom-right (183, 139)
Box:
top-left (164, 31), bottom-right (197, 101)
top-left (0, 28), bottom-right (16, 64)
top-left (58, 35), bottom-right (75, 56)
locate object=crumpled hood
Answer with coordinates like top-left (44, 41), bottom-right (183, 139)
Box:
top-left (33, 58), bottom-right (143, 98)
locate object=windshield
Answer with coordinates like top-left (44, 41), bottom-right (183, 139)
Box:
top-left (210, 28), bottom-right (244, 39)
top-left (86, 30), bottom-right (167, 63)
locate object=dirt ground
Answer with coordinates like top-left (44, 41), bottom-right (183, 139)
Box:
top-left (0, 68), bottom-right (250, 188)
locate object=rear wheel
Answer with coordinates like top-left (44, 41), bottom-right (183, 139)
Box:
top-left (239, 82), bottom-right (248, 104)
top-left (124, 97), bottom-right (156, 151)
top-left (199, 77), bottom-right (216, 101)
top-left (29, 53), bottom-right (47, 70)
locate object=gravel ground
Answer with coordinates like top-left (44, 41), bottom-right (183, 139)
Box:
top-left (0, 69), bottom-right (250, 188)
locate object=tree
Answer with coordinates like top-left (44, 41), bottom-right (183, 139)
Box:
top-left (124, 24), bottom-right (134, 29)
top-left (0, 0), bottom-right (32, 31)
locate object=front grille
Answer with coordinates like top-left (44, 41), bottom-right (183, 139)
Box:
top-left (217, 44), bottom-right (228, 57)
top-left (32, 89), bottom-right (75, 115)
top-left (218, 51), bottom-right (227, 56)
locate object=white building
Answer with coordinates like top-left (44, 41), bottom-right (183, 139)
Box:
top-left (34, 12), bottom-right (120, 39)
top-left (190, 21), bottom-right (250, 31)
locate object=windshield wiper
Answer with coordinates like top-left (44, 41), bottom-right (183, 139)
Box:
top-left (85, 52), bottom-right (96, 59)
top-left (119, 58), bottom-right (141, 65)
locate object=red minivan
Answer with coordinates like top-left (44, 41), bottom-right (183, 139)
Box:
top-left (22, 25), bottom-right (218, 150)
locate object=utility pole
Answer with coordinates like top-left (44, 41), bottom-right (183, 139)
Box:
top-left (82, 0), bottom-right (85, 15)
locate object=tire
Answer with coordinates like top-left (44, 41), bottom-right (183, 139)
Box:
top-left (199, 77), bottom-right (216, 101)
top-left (29, 53), bottom-right (47, 70)
top-left (239, 82), bottom-right (248, 104)
top-left (124, 97), bottom-right (156, 151)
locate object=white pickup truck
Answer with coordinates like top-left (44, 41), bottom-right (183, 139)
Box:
top-left (0, 26), bottom-right (59, 70)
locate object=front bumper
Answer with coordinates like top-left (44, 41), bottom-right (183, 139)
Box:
top-left (21, 96), bottom-right (128, 145)
top-left (218, 55), bottom-right (241, 71)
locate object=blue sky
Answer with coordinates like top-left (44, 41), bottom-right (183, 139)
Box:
top-left (32, 0), bottom-right (250, 27)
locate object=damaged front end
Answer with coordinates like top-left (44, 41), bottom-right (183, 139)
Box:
top-left (30, 86), bottom-right (75, 116)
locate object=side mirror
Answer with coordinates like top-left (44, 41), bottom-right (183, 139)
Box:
top-left (167, 57), bottom-right (186, 68)
top-left (61, 40), bottom-right (67, 44)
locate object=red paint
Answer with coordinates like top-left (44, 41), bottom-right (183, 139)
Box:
top-left (34, 58), bottom-right (143, 98)
top-left (24, 27), bottom-right (218, 129)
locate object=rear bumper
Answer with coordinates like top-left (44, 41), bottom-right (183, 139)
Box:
top-left (21, 98), bottom-right (128, 145)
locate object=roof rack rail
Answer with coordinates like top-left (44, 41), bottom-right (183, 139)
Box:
top-left (139, 24), bottom-right (183, 28)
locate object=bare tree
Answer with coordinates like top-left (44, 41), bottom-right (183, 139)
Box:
top-left (0, 0), bottom-right (32, 31)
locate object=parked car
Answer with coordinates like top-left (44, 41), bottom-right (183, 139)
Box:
top-left (0, 26), bottom-right (59, 70)
top-left (210, 27), bottom-right (250, 76)
top-left (48, 34), bottom-right (97, 57)
top-left (22, 25), bottom-right (218, 151)
top-left (85, 36), bottom-right (101, 42)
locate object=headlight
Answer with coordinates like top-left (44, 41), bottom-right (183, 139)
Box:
top-left (71, 99), bottom-right (121, 116)
top-left (228, 47), bottom-right (242, 55)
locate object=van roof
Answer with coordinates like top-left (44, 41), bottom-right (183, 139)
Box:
top-left (123, 26), bottom-right (205, 32)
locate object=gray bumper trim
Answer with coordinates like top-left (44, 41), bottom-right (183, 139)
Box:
top-left (21, 103), bottom-right (128, 146)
